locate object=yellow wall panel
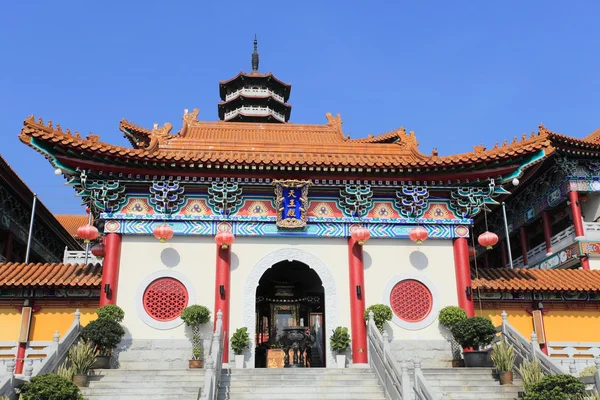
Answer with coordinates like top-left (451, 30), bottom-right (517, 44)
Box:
top-left (543, 310), bottom-right (600, 342)
top-left (0, 308), bottom-right (21, 341)
top-left (477, 309), bottom-right (534, 339)
top-left (29, 308), bottom-right (97, 341)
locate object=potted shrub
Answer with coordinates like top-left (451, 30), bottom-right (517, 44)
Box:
top-left (330, 326), bottom-right (351, 368)
top-left (68, 340), bottom-right (97, 387)
top-left (451, 316), bottom-right (496, 367)
top-left (181, 305), bottom-right (211, 368)
top-left (525, 374), bottom-right (585, 400)
top-left (81, 318), bottom-right (125, 369)
top-left (231, 327), bottom-right (250, 369)
top-left (363, 304), bottom-right (393, 334)
top-left (439, 306), bottom-right (468, 367)
top-left (491, 340), bottom-right (515, 384)
top-left (20, 373), bottom-right (83, 400)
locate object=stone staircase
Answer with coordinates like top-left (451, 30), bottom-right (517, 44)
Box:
top-left (81, 369), bottom-right (204, 400)
top-left (419, 367), bottom-right (523, 400)
top-left (218, 368), bottom-right (386, 400)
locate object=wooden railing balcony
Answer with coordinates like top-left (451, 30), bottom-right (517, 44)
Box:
top-left (225, 88), bottom-right (285, 103)
top-left (63, 248), bottom-right (103, 265)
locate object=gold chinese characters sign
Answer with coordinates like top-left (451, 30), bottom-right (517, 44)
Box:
top-left (273, 180), bottom-right (311, 229)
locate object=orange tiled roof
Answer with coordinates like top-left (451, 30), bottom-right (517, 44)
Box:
top-left (55, 215), bottom-right (89, 239)
top-left (472, 268), bottom-right (600, 292)
top-left (0, 263), bottom-right (102, 288)
top-left (20, 114), bottom-right (556, 171)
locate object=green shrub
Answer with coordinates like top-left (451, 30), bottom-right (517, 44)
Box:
top-left (20, 373), bottom-right (83, 400)
top-left (181, 305), bottom-right (211, 327)
top-left (81, 318), bottom-right (125, 356)
top-left (491, 340), bottom-right (515, 372)
top-left (576, 391), bottom-right (600, 400)
top-left (519, 357), bottom-right (545, 394)
top-left (96, 305), bottom-right (125, 323)
top-left (580, 365), bottom-right (598, 377)
top-left (451, 316), bottom-right (496, 350)
top-left (231, 327), bottom-right (250, 355)
top-left (68, 340), bottom-right (97, 374)
top-left (364, 304), bottom-right (392, 333)
top-left (525, 374), bottom-right (585, 400)
top-left (438, 306), bottom-right (467, 331)
top-left (330, 326), bottom-right (351, 353)
top-left (57, 361), bottom-right (74, 381)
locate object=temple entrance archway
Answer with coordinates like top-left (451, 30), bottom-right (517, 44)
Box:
top-left (243, 248), bottom-right (338, 368)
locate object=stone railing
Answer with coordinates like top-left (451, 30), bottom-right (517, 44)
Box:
top-left (63, 248), bottom-right (102, 265)
top-left (198, 310), bottom-right (224, 400)
top-left (0, 310), bottom-right (81, 397)
top-left (225, 88), bottom-right (285, 103)
top-left (547, 342), bottom-right (600, 374)
top-left (508, 226), bottom-right (575, 268)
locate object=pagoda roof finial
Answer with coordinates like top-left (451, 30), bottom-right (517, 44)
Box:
top-left (252, 34), bottom-right (259, 72)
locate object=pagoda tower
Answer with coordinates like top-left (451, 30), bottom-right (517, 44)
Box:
top-left (218, 36), bottom-right (292, 123)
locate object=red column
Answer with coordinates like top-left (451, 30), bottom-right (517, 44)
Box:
top-left (569, 191), bottom-right (590, 270)
top-left (453, 238), bottom-right (474, 317)
top-left (348, 238), bottom-right (368, 364)
top-left (99, 233), bottom-right (122, 306)
top-left (500, 240), bottom-right (508, 269)
top-left (520, 227), bottom-right (529, 267)
top-left (541, 211), bottom-right (553, 255)
top-left (214, 244), bottom-right (231, 363)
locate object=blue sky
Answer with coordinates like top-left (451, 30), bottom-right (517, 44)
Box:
top-left (1, 1), bottom-right (599, 214)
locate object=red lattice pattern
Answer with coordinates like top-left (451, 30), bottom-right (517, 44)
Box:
top-left (143, 278), bottom-right (188, 322)
top-left (390, 279), bottom-right (432, 322)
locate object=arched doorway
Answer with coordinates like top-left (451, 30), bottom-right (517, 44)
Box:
top-left (243, 248), bottom-right (338, 368)
top-left (255, 260), bottom-right (324, 367)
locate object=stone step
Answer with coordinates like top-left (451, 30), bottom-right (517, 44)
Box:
top-left (222, 384), bottom-right (384, 392)
top-left (221, 368), bottom-right (374, 375)
top-left (221, 374), bottom-right (380, 381)
top-left (90, 368), bottom-right (205, 376)
top-left (84, 396), bottom-right (198, 400)
top-left (82, 387), bottom-right (200, 396)
top-left (218, 394), bottom-right (385, 400)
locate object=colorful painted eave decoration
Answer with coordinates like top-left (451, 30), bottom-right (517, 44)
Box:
top-left (104, 220), bottom-right (470, 240)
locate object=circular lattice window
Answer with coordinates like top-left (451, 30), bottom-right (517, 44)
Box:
top-left (389, 279), bottom-right (432, 322)
top-left (143, 278), bottom-right (189, 322)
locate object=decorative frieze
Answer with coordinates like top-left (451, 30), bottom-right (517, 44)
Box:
top-left (395, 186), bottom-right (429, 218)
top-left (149, 180), bottom-right (185, 214)
top-left (72, 171), bottom-right (127, 213)
top-left (339, 185), bottom-right (373, 218)
top-left (449, 180), bottom-right (496, 218)
top-left (207, 182), bottom-right (243, 216)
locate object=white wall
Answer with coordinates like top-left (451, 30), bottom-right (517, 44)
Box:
top-left (581, 193), bottom-right (600, 222)
top-left (118, 235), bottom-right (458, 345)
top-left (589, 258), bottom-right (600, 271)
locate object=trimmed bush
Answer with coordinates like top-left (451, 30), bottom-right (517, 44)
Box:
top-left (364, 304), bottom-right (392, 334)
top-left (20, 373), bottom-right (83, 400)
top-left (231, 327), bottom-right (250, 355)
top-left (181, 305), bottom-right (211, 327)
top-left (96, 305), bottom-right (125, 323)
top-left (330, 326), bottom-right (351, 353)
top-left (81, 318), bottom-right (125, 356)
top-left (438, 306), bottom-right (467, 331)
top-left (451, 316), bottom-right (496, 350)
top-left (525, 374), bottom-right (585, 400)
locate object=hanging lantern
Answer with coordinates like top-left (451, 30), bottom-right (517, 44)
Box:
top-left (77, 224), bottom-right (99, 244)
top-left (409, 226), bottom-right (428, 245)
top-left (478, 231), bottom-right (499, 250)
top-left (215, 231), bottom-right (235, 249)
top-left (468, 246), bottom-right (476, 258)
top-left (351, 226), bottom-right (370, 245)
top-left (91, 241), bottom-right (106, 259)
top-left (153, 224), bottom-right (174, 243)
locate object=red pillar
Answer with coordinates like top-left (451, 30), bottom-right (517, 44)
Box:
top-left (99, 233), bottom-right (122, 306)
top-left (569, 191), bottom-right (590, 270)
top-left (500, 240), bottom-right (508, 269)
top-left (453, 238), bottom-right (474, 317)
top-left (541, 211), bottom-right (553, 255)
top-left (520, 227), bottom-right (529, 267)
top-left (348, 238), bottom-right (368, 364)
top-left (214, 244), bottom-right (231, 363)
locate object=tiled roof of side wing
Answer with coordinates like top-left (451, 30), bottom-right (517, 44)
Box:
top-left (0, 262), bottom-right (102, 288)
top-left (472, 268), bottom-right (600, 292)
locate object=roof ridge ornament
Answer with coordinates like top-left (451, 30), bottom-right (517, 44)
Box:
top-left (252, 34), bottom-right (259, 72)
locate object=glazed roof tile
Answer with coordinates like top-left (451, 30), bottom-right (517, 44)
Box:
top-left (55, 215), bottom-right (90, 239)
top-left (0, 263), bottom-right (102, 288)
top-left (20, 114), bottom-right (560, 171)
top-left (472, 268), bottom-right (600, 292)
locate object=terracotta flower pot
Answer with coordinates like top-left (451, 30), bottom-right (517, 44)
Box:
top-left (499, 371), bottom-right (513, 385)
top-left (72, 374), bottom-right (88, 387)
top-left (189, 359), bottom-right (203, 369)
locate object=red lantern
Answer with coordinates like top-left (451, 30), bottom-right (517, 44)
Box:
top-left (468, 246), bottom-right (476, 258)
top-left (153, 224), bottom-right (174, 243)
top-left (91, 241), bottom-right (106, 259)
top-left (77, 224), bottom-right (99, 244)
top-left (409, 226), bottom-right (428, 245)
top-left (478, 231), bottom-right (499, 250)
top-left (215, 231), bottom-right (235, 249)
top-left (351, 226), bottom-right (370, 245)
